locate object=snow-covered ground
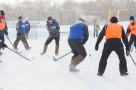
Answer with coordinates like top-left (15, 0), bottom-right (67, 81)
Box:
top-left (0, 21), bottom-right (136, 90)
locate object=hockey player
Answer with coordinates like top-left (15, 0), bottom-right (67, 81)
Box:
top-left (0, 10), bottom-right (8, 55)
top-left (14, 16), bottom-right (31, 50)
top-left (68, 17), bottom-right (89, 72)
top-left (41, 16), bottom-right (60, 55)
top-left (95, 16), bottom-right (129, 76)
top-left (24, 18), bottom-right (31, 39)
top-left (126, 16), bottom-right (136, 53)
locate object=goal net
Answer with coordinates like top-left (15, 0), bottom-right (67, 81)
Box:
top-left (28, 25), bottom-right (38, 39)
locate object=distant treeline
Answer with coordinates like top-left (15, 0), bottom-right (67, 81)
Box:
top-left (1, 0), bottom-right (136, 25)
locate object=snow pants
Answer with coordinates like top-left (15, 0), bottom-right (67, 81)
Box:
top-left (128, 34), bottom-right (136, 51)
top-left (98, 39), bottom-right (128, 74)
top-left (45, 36), bottom-right (60, 45)
top-left (68, 39), bottom-right (87, 58)
top-left (14, 34), bottom-right (29, 48)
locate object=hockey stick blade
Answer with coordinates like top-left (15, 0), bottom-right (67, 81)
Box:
top-left (53, 56), bottom-right (57, 61)
top-left (29, 56), bottom-right (35, 61)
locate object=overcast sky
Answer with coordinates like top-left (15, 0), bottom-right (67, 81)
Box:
top-left (0, 0), bottom-right (92, 4)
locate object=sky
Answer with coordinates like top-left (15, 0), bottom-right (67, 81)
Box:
top-left (0, 0), bottom-right (92, 4)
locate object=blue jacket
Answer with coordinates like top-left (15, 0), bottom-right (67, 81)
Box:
top-left (25, 21), bottom-right (30, 30)
top-left (18, 21), bottom-right (26, 34)
top-left (46, 19), bottom-right (60, 37)
top-left (69, 23), bottom-right (84, 40)
top-left (0, 22), bottom-right (8, 36)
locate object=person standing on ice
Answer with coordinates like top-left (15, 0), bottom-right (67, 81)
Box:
top-left (13, 16), bottom-right (31, 50)
top-left (41, 16), bottom-right (60, 55)
top-left (24, 18), bottom-right (31, 39)
top-left (93, 18), bottom-right (100, 37)
top-left (68, 17), bottom-right (89, 72)
top-left (126, 16), bottom-right (136, 53)
top-left (95, 16), bottom-right (129, 76)
top-left (0, 10), bottom-right (8, 55)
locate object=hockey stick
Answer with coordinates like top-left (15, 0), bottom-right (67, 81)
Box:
top-left (130, 54), bottom-right (136, 67)
top-left (60, 32), bottom-right (68, 34)
top-left (53, 51), bottom-right (72, 61)
top-left (7, 47), bottom-right (34, 61)
top-left (6, 37), bottom-right (22, 54)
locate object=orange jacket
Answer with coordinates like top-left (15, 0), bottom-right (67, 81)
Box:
top-left (105, 23), bottom-right (122, 40)
top-left (0, 22), bottom-right (5, 30)
top-left (127, 21), bottom-right (136, 36)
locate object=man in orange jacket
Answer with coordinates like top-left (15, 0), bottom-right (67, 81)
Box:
top-left (126, 16), bottom-right (136, 52)
top-left (95, 16), bottom-right (129, 76)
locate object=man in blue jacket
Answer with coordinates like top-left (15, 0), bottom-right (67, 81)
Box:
top-left (14, 16), bottom-right (31, 50)
top-left (41, 16), bottom-right (60, 55)
top-left (25, 18), bottom-right (31, 39)
top-left (68, 17), bottom-right (89, 72)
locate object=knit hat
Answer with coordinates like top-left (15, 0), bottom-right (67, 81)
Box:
top-left (48, 16), bottom-right (53, 20)
top-left (129, 16), bottom-right (134, 20)
top-left (0, 10), bottom-right (5, 15)
top-left (110, 16), bottom-right (118, 23)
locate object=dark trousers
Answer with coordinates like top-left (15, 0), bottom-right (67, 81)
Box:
top-left (98, 39), bottom-right (128, 74)
top-left (68, 39), bottom-right (87, 58)
top-left (94, 30), bottom-right (98, 37)
top-left (0, 36), bottom-right (4, 50)
top-left (128, 34), bottom-right (136, 51)
top-left (26, 29), bottom-right (30, 38)
top-left (45, 36), bottom-right (60, 45)
top-left (14, 34), bottom-right (29, 48)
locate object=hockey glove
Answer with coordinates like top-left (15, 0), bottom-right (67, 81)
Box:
top-left (126, 51), bottom-right (130, 56)
top-left (1, 43), bottom-right (7, 49)
top-left (17, 33), bottom-right (21, 36)
top-left (95, 45), bottom-right (99, 51)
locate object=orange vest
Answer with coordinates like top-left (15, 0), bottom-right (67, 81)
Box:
top-left (105, 23), bottom-right (122, 40)
top-left (0, 22), bottom-right (5, 30)
top-left (128, 21), bottom-right (136, 35)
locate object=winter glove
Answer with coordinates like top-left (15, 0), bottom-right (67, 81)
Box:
top-left (1, 43), bottom-right (7, 49)
top-left (95, 45), bottom-right (99, 51)
top-left (17, 33), bottom-right (21, 36)
top-left (126, 51), bottom-right (130, 56)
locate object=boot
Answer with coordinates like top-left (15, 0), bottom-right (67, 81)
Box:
top-left (26, 47), bottom-right (32, 51)
top-left (69, 56), bottom-right (76, 72)
top-left (121, 72), bottom-right (129, 76)
top-left (55, 45), bottom-right (59, 55)
top-left (97, 72), bottom-right (103, 76)
top-left (41, 44), bottom-right (48, 55)
top-left (69, 54), bottom-right (84, 72)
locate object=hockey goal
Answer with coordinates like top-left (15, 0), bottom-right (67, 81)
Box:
top-left (28, 25), bottom-right (38, 39)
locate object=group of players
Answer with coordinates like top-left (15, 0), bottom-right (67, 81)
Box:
top-left (1, 9), bottom-right (136, 76)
